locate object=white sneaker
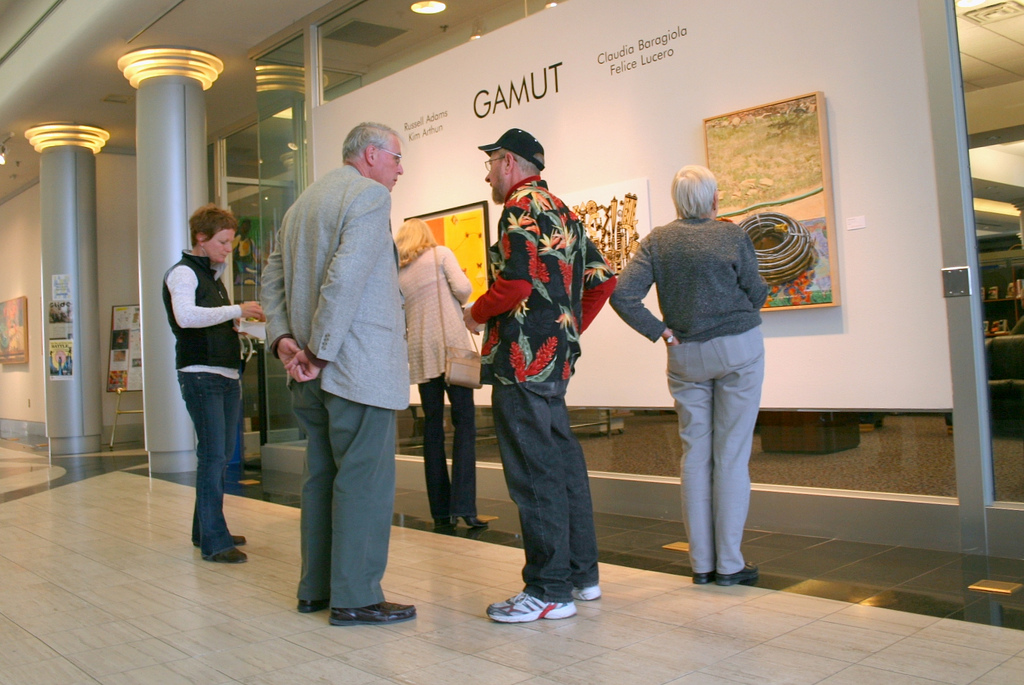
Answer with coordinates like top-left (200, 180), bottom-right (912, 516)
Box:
top-left (486, 592), bottom-right (577, 623)
top-left (572, 585), bottom-right (602, 601)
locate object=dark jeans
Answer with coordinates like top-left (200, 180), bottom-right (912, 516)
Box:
top-left (178, 371), bottom-right (240, 557)
top-left (491, 380), bottom-right (599, 603)
top-left (417, 376), bottom-right (477, 519)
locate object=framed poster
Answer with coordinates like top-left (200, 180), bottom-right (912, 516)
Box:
top-left (107, 305), bottom-right (142, 391)
top-left (48, 339), bottom-right (73, 379)
top-left (0, 296), bottom-right (29, 364)
top-left (408, 202), bottom-right (490, 301)
top-left (704, 92), bottom-right (838, 310)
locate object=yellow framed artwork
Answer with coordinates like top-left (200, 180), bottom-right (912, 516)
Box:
top-left (409, 201), bottom-right (490, 301)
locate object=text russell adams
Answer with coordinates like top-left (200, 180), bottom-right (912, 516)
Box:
top-left (405, 111), bottom-right (448, 141)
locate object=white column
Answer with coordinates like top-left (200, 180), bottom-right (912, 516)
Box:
top-left (118, 48), bottom-right (223, 473)
top-left (24, 124), bottom-right (109, 455)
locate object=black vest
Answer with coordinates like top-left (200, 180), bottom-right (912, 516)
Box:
top-left (162, 252), bottom-right (240, 370)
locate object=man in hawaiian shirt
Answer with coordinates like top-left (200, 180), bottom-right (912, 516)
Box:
top-left (464, 128), bottom-right (616, 623)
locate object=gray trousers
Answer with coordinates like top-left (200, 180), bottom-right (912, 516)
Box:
top-left (291, 378), bottom-right (396, 608)
top-left (667, 327), bottom-right (764, 576)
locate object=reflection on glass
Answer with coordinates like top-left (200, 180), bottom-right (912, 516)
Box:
top-left (253, 35), bottom-right (307, 443)
top-left (317, 0), bottom-right (571, 103)
top-left (981, 251), bottom-right (1024, 502)
top-left (397, 408), bottom-right (959, 497)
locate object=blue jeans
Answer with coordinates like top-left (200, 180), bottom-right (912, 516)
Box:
top-left (178, 371), bottom-right (241, 557)
top-left (417, 376), bottom-right (477, 519)
top-left (491, 380), bottom-right (599, 603)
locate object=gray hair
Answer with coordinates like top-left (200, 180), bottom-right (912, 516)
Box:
top-left (496, 150), bottom-right (543, 177)
top-left (671, 165), bottom-right (718, 219)
top-left (342, 122), bottom-right (400, 162)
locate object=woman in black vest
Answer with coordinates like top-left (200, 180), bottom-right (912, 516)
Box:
top-left (163, 204), bottom-right (263, 563)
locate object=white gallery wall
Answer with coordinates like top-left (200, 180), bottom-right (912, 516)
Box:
top-left (312, 0), bottom-right (953, 411)
top-left (95, 152), bottom-right (142, 438)
top-left (0, 183), bottom-right (45, 425)
top-left (0, 152), bottom-right (140, 438)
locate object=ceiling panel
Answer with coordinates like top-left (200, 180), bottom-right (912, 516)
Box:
top-left (969, 70), bottom-right (1024, 88)
top-left (960, 52), bottom-right (1015, 81)
top-left (975, 12), bottom-right (1024, 43)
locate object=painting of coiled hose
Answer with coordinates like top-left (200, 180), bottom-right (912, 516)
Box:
top-left (704, 92), bottom-right (838, 309)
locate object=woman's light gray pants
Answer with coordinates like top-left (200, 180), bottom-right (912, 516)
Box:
top-left (667, 327), bottom-right (765, 576)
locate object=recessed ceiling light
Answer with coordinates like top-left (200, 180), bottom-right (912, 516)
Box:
top-left (411, 1), bottom-right (446, 14)
top-left (957, 0), bottom-right (986, 6)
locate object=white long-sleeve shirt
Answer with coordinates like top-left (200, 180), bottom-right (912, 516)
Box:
top-left (165, 260), bottom-right (241, 379)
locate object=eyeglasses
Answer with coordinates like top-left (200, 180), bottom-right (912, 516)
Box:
top-left (377, 147), bottom-right (402, 161)
top-left (484, 154), bottom-right (505, 172)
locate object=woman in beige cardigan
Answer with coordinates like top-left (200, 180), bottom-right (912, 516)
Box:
top-left (396, 219), bottom-right (486, 528)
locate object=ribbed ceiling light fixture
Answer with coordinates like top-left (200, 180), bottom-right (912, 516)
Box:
top-left (24, 124), bottom-right (110, 153)
top-left (255, 64), bottom-right (305, 94)
top-left (411, 1), bottom-right (446, 14)
top-left (117, 48), bottom-right (223, 90)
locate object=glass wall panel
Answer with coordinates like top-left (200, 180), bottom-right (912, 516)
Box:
top-left (317, 0), bottom-right (570, 103)
top-left (387, 0), bottom-right (957, 499)
top-left (956, 0), bottom-right (1024, 503)
top-left (254, 35), bottom-right (307, 443)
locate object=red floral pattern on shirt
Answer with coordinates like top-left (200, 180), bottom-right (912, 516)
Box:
top-left (480, 180), bottom-right (613, 385)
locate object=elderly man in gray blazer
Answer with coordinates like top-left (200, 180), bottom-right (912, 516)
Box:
top-left (261, 122), bottom-right (414, 626)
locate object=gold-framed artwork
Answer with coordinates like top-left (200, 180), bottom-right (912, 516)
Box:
top-left (704, 92), bottom-right (838, 310)
top-left (0, 296), bottom-right (29, 364)
top-left (408, 201), bottom-right (490, 301)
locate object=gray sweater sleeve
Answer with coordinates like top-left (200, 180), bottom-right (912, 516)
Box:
top-left (609, 238), bottom-right (665, 342)
top-left (737, 234), bottom-right (769, 309)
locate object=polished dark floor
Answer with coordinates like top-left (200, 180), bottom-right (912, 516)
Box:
top-left (5, 439), bottom-right (1024, 633)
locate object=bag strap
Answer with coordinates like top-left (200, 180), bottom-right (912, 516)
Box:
top-left (433, 247), bottom-right (449, 352)
top-left (433, 247), bottom-right (479, 354)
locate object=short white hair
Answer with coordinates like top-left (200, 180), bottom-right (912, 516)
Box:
top-left (671, 165), bottom-right (718, 219)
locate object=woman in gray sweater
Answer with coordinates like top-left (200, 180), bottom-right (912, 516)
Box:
top-left (611, 165), bottom-right (768, 587)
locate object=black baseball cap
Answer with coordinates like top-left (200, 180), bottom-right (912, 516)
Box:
top-left (478, 128), bottom-right (545, 171)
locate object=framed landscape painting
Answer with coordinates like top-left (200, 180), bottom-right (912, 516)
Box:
top-left (409, 202), bottom-right (490, 301)
top-left (704, 92), bottom-right (839, 310)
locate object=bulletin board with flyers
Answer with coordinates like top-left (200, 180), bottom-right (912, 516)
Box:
top-left (106, 305), bottom-right (142, 392)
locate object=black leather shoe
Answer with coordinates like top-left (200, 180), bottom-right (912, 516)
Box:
top-left (460, 516), bottom-right (489, 528)
top-left (692, 571), bottom-right (716, 585)
top-left (715, 563), bottom-right (758, 586)
top-left (297, 599), bottom-right (330, 613)
top-left (202, 547), bottom-right (247, 563)
top-left (194, 535), bottom-right (246, 548)
top-left (329, 602), bottom-right (416, 626)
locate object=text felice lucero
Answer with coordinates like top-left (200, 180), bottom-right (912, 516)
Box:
top-left (597, 25), bottom-right (687, 76)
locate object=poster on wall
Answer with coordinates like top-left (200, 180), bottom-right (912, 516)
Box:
top-left (0, 296), bottom-right (29, 364)
top-left (408, 202), bottom-right (490, 302)
top-left (704, 92), bottom-right (838, 310)
top-left (48, 300), bottom-right (73, 339)
top-left (51, 274), bottom-right (70, 301)
top-left (107, 305), bottom-right (142, 391)
top-left (48, 339), bottom-right (73, 379)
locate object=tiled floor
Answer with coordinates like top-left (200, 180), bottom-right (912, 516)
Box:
top-left (2, 445), bottom-right (1024, 682)
top-left (388, 490), bottom-right (1024, 631)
